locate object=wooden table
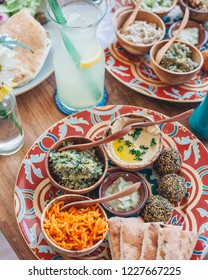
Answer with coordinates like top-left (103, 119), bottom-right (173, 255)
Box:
top-left (0, 71), bottom-right (207, 260)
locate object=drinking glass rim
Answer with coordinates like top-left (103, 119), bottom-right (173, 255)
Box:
top-left (47, 0), bottom-right (108, 30)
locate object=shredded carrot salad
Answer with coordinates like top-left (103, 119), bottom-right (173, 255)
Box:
top-left (43, 201), bottom-right (108, 250)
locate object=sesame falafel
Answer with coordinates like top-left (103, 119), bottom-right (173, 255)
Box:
top-left (153, 148), bottom-right (182, 175)
top-left (157, 173), bottom-right (187, 203)
top-left (141, 195), bottom-right (174, 223)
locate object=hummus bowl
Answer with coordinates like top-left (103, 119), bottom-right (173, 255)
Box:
top-left (103, 113), bottom-right (162, 171)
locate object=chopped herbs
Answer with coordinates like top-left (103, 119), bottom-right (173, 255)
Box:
top-left (129, 149), bottom-right (146, 161)
top-left (128, 128), bottom-right (143, 140)
top-left (150, 138), bottom-right (157, 146)
top-left (117, 146), bottom-right (124, 152)
top-left (140, 145), bottom-right (149, 150)
top-left (124, 140), bottom-right (133, 147)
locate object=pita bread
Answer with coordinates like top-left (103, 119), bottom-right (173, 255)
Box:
top-left (140, 223), bottom-right (161, 260)
top-left (179, 230), bottom-right (198, 260)
top-left (156, 226), bottom-right (181, 260)
top-left (0, 10), bottom-right (51, 87)
top-left (120, 220), bottom-right (147, 260)
top-left (107, 216), bottom-right (144, 260)
top-left (156, 226), bottom-right (198, 260)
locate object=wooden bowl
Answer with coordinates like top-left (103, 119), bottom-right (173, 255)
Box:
top-left (45, 136), bottom-right (108, 194)
top-left (103, 113), bottom-right (162, 171)
top-left (168, 20), bottom-right (207, 47)
top-left (179, 0), bottom-right (208, 22)
top-left (99, 171), bottom-right (149, 217)
top-left (113, 7), bottom-right (166, 55)
top-left (41, 194), bottom-right (108, 258)
top-left (150, 40), bottom-right (204, 85)
top-left (132, 0), bottom-right (178, 18)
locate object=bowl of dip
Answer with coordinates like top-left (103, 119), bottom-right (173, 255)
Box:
top-left (45, 136), bottom-right (108, 194)
top-left (113, 7), bottom-right (166, 55)
top-left (179, 0), bottom-right (208, 23)
top-left (41, 194), bottom-right (108, 258)
top-left (150, 40), bottom-right (204, 85)
top-left (168, 20), bottom-right (207, 47)
top-left (99, 171), bottom-right (149, 217)
top-left (132, 0), bottom-right (178, 18)
top-left (103, 113), bottom-right (162, 171)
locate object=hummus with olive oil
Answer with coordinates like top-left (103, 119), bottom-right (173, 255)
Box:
top-left (105, 116), bottom-right (161, 166)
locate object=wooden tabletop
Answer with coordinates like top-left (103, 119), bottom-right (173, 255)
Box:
top-left (0, 71), bottom-right (207, 260)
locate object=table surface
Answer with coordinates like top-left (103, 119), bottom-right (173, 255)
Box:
top-left (0, 71), bottom-right (208, 260)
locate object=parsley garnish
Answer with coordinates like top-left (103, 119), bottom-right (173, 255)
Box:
top-left (124, 140), bottom-right (133, 147)
top-left (117, 137), bottom-right (124, 143)
top-left (140, 145), bottom-right (149, 150)
top-left (117, 146), bottom-right (124, 152)
top-left (128, 128), bottom-right (143, 140)
top-left (129, 149), bottom-right (146, 161)
top-left (150, 138), bottom-right (157, 146)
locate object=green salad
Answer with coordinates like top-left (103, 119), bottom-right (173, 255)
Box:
top-left (0, 0), bottom-right (41, 16)
top-left (140, 0), bottom-right (173, 12)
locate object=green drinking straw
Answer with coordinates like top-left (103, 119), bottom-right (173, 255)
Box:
top-left (47, 0), bottom-right (102, 102)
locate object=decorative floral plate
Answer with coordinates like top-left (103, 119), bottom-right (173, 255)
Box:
top-left (15, 105), bottom-right (208, 260)
top-left (105, 0), bottom-right (208, 103)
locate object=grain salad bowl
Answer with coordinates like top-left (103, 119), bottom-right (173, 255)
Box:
top-left (113, 7), bottom-right (166, 55)
top-left (41, 194), bottom-right (108, 258)
top-left (45, 136), bottom-right (108, 194)
top-left (103, 113), bottom-right (162, 171)
top-left (150, 39), bottom-right (204, 85)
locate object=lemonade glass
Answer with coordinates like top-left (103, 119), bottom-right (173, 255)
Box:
top-left (48, 0), bottom-right (108, 114)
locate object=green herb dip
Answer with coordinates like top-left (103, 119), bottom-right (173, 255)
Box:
top-left (49, 142), bottom-right (103, 190)
top-left (105, 177), bottom-right (140, 212)
top-left (160, 42), bottom-right (198, 73)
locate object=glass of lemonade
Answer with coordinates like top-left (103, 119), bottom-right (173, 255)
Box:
top-left (48, 0), bottom-right (108, 113)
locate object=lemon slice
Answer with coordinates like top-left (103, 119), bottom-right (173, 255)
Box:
top-left (80, 46), bottom-right (103, 69)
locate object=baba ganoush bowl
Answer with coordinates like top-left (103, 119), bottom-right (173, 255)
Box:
top-left (132, 0), bottom-right (178, 18)
top-left (99, 171), bottom-right (149, 217)
top-left (113, 7), bottom-right (166, 55)
top-left (150, 39), bottom-right (204, 85)
top-left (41, 194), bottom-right (108, 258)
top-left (103, 113), bottom-right (162, 171)
top-left (45, 136), bottom-right (108, 194)
top-left (168, 20), bottom-right (207, 47)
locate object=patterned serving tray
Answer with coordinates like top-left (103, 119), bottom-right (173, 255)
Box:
top-left (15, 105), bottom-right (208, 260)
top-left (105, 0), bottom-right (208, 102)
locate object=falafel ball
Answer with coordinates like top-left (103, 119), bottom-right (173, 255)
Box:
top-left (153, 148), bottom-right (182, 175)
top-left (141, 195), bottom-right (174, 223)
top-left (157, 173), bottom-right (187, 203)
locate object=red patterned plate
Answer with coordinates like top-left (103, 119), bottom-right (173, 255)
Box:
top-left (105, 0), bottom-right (208, 103)
top-left (15, 105), bottom-right (208, 260)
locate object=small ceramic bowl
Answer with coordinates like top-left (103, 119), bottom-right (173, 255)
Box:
top-left (168, 20), bottom-right (207, 47)
top-left (179, 0), bottom-right (208, 23)
top-left (113, 7), bottom-right (166, 55)
top-left (99, 171), bottom-right (149, 217)
top-left (41, 194), bottom-right (108, 258)
top-left (103, 113), bottom-right (162, 171)
top-left (132, 0), bottom-right (178, 18)
top-left (150, 39), bottom-right (204, 85)
top-left (45, 136), bottom-right (108, 194)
